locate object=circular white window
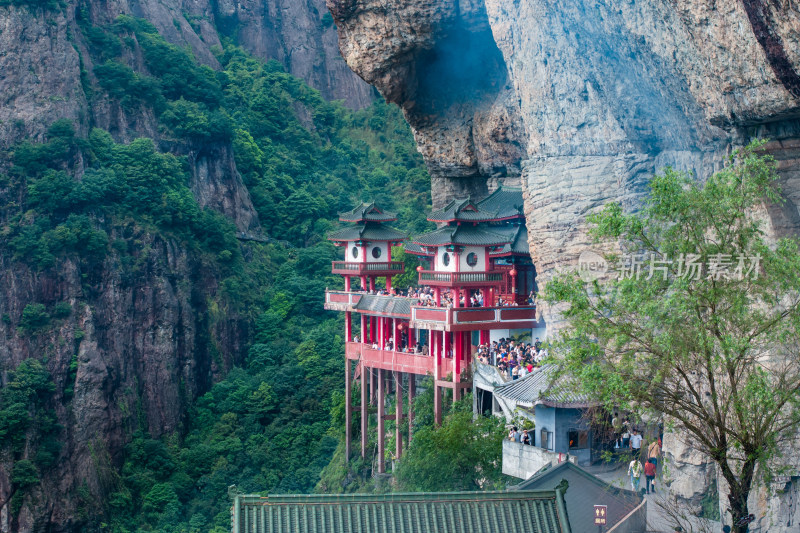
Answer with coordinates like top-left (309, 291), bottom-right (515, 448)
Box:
top-left (442, 252), bottom-right (450, 267)
top-left (466, 252), bottom-right (478, 267)
top-left (372, 246), bottom-right (382, 259)
top-left (351, 246), bottom-right (359, 259)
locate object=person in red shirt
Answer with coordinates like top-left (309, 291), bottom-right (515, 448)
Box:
top-left (644, 460), bottom-right (657, 493)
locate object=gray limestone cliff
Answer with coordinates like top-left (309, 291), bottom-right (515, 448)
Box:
top-left (328, 0), bottom-right (800, 529)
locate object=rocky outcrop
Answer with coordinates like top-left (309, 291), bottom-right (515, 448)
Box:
top-left (0, 230), bottom-right (246, 532)
top-left (188, 143), bottom-right (262, 237)
top-left (329, 0), bottom-right (526, 206)
top-left (329, 0), bottom-right (800, 264)
top-left (330, 1), bottom-right (800, 530)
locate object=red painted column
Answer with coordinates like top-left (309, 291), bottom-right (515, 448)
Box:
top-left (377, 368), bottom-right (385, 474)
top-left (369, 277), bottom-right (375, 292)
top-left (386, 276), bottom-right (392, 292)
top-left (408, 375), bottom-right (415, 442)
top-left (433, 330), bottom-right (442, 426)
top-left (453, 332), bottom-right (461, 403)
top-left (435, 288), bottom-right (441, 306)
top-left (345, 358), bottom-right (352, 461)
top-left (345, 311), bottom-right (352, 343)
top-left (361, 276), bottom-right (367, 290)
top-left (360, 360), bottom-right (367, 458)
top-left (395, 371), bottom-right (403, 460)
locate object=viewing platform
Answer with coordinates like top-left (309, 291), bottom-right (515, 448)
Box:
top-left (324, 290), bottom-right (538, 331)
top-left (331, 260), bottom-right (404, 276)
top-left (345, 342), bottom-right (456, 376)
top-left (417, 269), bottom-right (506, 287)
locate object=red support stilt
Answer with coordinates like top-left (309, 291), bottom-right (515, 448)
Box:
top-left (453, 332), bottom-right (461, 403)
top-left (377, 369), bottom-right (385, 474)
top-left (408, 375), bottom-right (415, 442)
top-left (395, 371), bottom-right (403, 460)
top-left (435, 330), bottom-right (443, 426)
top-left (345, 358), bottom-right (352, 461)
top-left (360, 362), bottom-right (367, 459)
top-left (344, 276), bottom-right (351, 292)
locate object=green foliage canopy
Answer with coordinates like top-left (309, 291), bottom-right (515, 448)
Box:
top-left (543, 142), bottom-right (800, 532)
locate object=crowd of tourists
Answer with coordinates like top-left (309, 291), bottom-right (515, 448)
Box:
top-left (365, 286), bottom-right (536, 309)
top-left (476, 337), bottom-right (548, 379)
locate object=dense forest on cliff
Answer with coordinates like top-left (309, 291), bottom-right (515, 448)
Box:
top-left (0, 14), bottom-right (453, 532)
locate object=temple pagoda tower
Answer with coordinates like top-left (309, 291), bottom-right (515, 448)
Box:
top-left (324, 189), bottom-right (540, 473)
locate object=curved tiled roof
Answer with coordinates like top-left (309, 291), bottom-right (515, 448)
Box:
top-left (353, 294), bottom-right (413, 318)
top-left (338, 202), bottom-right (397, 223)
top-left (493, 365), bottom-right (596, 408)
top-left (233, 489), bottom-right (572, 533)
top-left (412, 225), bottom-right (510, 247)
top-left (476, 186), bottom-right (525, 220)
top-left (328, 223), bottom-right (406, 243)
top-left (402, 242), bottom-right (434, 256)
top-left (427, 187), bottom-right (525, 223)
top-left (490, 225), bottom-right (530, 256)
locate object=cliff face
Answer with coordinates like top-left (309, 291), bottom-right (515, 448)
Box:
top-left (0, 230), bottom-right (247, 531)
top-left (329, 0), bottom-right (800, 529)
top-left (329, 0), bottom-right (800, 268)
top-left (0, 0), bottom-right (370, 150)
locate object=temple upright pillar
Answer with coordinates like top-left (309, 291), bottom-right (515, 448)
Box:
top-left (360, 360), bottom-right (367, 458)
top-left (408, 375), bottom-right (415, 442)
top-left (377, 368), bottom-right (385, 474)
top-left (345, 358), bottom-right (352, 461)
top-left (395, 371), bottom-right (403, 460)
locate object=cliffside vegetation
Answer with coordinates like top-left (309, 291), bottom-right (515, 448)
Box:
top-left (0, 14), bottom-right (443, 532)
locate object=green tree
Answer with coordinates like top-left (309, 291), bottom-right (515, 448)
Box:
top-left (543, 142), bottom-right (800, 533)
top-left (395, 400), bottom-right (507, 492)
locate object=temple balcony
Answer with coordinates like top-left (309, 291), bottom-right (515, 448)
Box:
top-left (324, 290), bottom-right (364, 311)
top-left (417, 269), bottom-right (506, 288)
top-left (331, 260), bottom-right (404, 276)
top-left (411, 305), bottom-right (537, 332)
top-left (345, 342), bottom-right (455, 376)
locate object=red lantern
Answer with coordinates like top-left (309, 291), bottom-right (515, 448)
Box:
top-left (416, 265), bottom-right (423, 273)
top-left (509, 268), bottom-right (518, 277)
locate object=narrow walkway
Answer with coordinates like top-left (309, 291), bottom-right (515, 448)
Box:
top-left (592, 462), bottom-right (722, 533)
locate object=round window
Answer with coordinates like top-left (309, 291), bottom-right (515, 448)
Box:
top-left (466, 252), bottom-right (478, 267)
top-left (351, 246), bottom-right (359, 259)
top-left (372, 246), bottom-right (382, 259)
top-left (442, 252), bottom-right (450, 267)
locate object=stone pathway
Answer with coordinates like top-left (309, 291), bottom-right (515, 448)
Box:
top-left (589, 462), bottom-right (722, 533)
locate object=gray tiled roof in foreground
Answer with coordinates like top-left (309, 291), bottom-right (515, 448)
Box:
top-left (232, 488), bottom-right (572, 533)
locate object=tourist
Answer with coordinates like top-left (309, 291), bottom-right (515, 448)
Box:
top-left (521, 430), bottom-right (531, 445)
top-left (644, 458), bottom-right (656, 493)
top-left (648, 438), bottom-right (661, 468)
top-left (630, 429), bottom-right (643, 452)
top-left (508, 426), bottom-right (519, 441)
top-left (628, 458), bottom-right (643, 492)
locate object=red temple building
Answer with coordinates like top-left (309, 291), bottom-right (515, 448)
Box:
top-left (324, 188), bottom-right (541, 473)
